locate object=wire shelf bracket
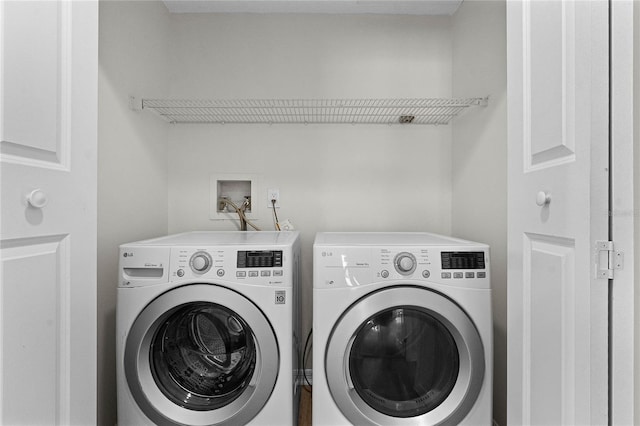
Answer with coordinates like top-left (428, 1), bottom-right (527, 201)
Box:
top-left (135, 97), bottom-right (489, 125)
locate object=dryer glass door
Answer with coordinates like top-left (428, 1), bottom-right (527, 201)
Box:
top-left (150, 302), bottom-right (256, 411)
top-left (325, 286), bottom-right (485, 426)
top-left (348, 307), bottom-right (459, 417)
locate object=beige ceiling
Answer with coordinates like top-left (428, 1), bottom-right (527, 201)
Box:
top-left (162, 0), bottom-right (464, 15)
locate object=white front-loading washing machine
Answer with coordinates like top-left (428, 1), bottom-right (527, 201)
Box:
top-left (117, 231), bottom-right (300, 426)
top-left (313, 232), bottom-right (492, 426)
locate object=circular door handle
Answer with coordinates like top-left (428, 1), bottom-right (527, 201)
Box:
top-left (27, 189), bottom-right (48, 208)
top-left (536, 191), bottom-right (551, 206)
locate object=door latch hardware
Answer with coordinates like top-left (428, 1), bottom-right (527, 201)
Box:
top-left (595, 240), bottom-right (624, 279)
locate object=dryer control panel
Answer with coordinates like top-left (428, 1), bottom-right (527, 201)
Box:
top-left (314, 245), bottom-right (490, 290)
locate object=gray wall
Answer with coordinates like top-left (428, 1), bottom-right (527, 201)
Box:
top-left (635, 3), bottom-right (639, 424)
top-left (451, 2), bottom-right (507, 425)
top-left (98, 2), bottom-right (170, 425)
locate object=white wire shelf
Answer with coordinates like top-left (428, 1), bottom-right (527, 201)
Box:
top-left (140, 97), bottom-right (488, 125)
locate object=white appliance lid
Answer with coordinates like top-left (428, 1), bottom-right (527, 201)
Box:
top-left (314, 232), bottom-right (487, 248)
top-left (125, 231), bottom-right (299, 247)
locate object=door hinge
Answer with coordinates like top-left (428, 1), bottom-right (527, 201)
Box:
top-left (595, 240), bottom-right (624, 279)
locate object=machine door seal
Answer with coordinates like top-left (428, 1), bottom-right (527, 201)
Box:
top-left (325, 286), bottom-right (484, 426)
top-left (124, 283), bottom-right (279, 426)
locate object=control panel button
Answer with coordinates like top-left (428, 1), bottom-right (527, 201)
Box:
top-left (192, 256), bottom-right (208, 271)
top-left (466, 272), bottom-right (475, 278)
top-left (453, 272), bottom-right (463, 279)
top-left (261, 270), bottom-right (271, 277)
top-left (399, 257), bottom-right (413, 271)
top-left (190, 251), bottom-right (213, 274)
top-left (422, 270), bottom-right (431, 279)
top-left (249, 271), bottom-right (259, 277)
top-left (177, 269), bottom-right (185, 277)
top-left (217, 269), bottom-right (225, 277)
top-left (477, 272), bottom-right (486, 278)
top-left (381, 270), bottom-right (389, 278)
top-left (273, 270), bottom-right (283, 277)
top-left (236, 271), bottom-right (246, 278)
top-left (441, 272), bottom-right (452, 279)
top-left (394, 252), bottom-right (417, 275)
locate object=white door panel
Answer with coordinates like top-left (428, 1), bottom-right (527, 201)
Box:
top-left (0, 1), bottom-right (97, 424)
top-left (1, 237), bottom-right (70, 425)
top-left (522, 234), bottom-right (577, 425)
top-left (1, 0), bottom-right (68, 164)
top-left (525, 0), bottom-right (575, 169)
top-left (507, 0), bottom-right (609, 424)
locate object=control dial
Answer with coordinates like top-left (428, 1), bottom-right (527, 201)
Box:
top-left (190, 251), bottom-right (213, 274)
top-left (394, 252), bottom-right (417, 275)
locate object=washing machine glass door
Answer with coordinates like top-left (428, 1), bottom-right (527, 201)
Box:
top-left (150, 302), bottom-right (256, 410)
top-left (325, 286), bottom-right (484, 426)
top-left (125, 284), bottom-right (279, 426)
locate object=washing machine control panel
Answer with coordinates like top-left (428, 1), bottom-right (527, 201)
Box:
top-left (170, 247), bottom-right (289, 285)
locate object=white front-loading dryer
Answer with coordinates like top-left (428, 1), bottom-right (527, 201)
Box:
top-left (313, 232), bottom-right (492, 426)
top-left (117, 231), bottom-right (300, 426)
